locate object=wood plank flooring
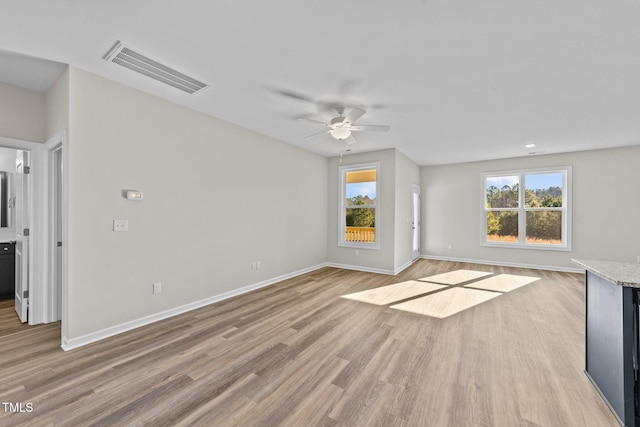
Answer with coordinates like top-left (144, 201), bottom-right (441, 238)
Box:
top-left (0, 260), bottom-right (620, 426)
top-left (0, 298), bottom-right (29, 338)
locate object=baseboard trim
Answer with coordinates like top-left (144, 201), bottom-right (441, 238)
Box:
top-left (61, 263), bottom-right (329, 351)
top-left (325, 258), bottom-right (418, 276)
top-left (394, 258), bottom-right (418, 275)
top-left (420, 255), bottom-right (583, 273)
top-left (326, 262), bottom-right (396, 276)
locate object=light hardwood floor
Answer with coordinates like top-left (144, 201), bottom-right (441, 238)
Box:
top-left (0, 260), bottom-right (620, 426)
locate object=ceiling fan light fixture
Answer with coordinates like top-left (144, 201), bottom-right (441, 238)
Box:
top-left (330, 128), bottom-right (351, 140)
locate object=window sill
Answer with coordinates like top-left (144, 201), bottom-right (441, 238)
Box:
top-left (339, 242), bottom-right (380, 250)
top-left (482, 241), bottom-right (572, 252)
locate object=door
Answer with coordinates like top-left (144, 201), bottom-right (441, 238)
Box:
top-left (15, 150), bottom-right (29, 323)
top-left (411, 184), bottom-right (421, 260)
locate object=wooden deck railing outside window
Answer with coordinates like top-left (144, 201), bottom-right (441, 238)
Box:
top-left (345, 226), bottom-right (375, 243)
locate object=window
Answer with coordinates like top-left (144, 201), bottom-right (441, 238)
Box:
top-left (482, 167), bottom-right (571, 250)
top-left (339, 162), bottom-right (379, 248)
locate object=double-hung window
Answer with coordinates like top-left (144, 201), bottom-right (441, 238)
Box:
top-left (482, 166), bottom-right (571, 250)
top-left (339, 162), bottom-right (379, 249)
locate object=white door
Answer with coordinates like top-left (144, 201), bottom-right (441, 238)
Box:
top-left (15, 150), bottom-right (29, 323)
top-left (411, 184), bottom-right (421, 260)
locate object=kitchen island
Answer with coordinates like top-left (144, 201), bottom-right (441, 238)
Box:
top-left (573, 259), bottom-right (640, 427)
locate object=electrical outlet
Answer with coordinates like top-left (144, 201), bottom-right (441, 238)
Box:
top-left (252, 262), bottom-right (256, 271)
top-left (355, 250), bottom-right (359, 256)
top-left (153, 282), bottom-right (162, 294)
top-left (256, 261), bottom-right (261, 270)
top-left (113, 219), bottom-right (128, 232)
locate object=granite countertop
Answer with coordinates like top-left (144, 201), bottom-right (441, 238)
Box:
top-left (572, 259), bottom-right (640, 288)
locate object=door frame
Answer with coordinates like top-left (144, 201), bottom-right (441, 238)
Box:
top-left (0, 135), bottom-right (48, 326)
top-left (43, 132), bottom-right (65, 325)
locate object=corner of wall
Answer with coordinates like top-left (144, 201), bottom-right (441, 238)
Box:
top-left (45, 66), bottom-right (70, 140)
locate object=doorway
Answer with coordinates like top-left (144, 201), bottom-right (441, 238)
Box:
top-left (0, 142), bottom-right (32, 325)
top-left (0, 134), bottom-right (63, 331)
top-left (49, 143), bottom-right (63, 322)
top-left (411, 184), bottom-right (421, 260)
top-left (14, 149), bottom-right (29, 322)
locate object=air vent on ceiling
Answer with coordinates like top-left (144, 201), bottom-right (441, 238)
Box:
top-left (103, 41), bottom-right (209, 95)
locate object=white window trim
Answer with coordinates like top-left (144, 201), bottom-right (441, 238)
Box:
top-left (339, 162), bottom-right (380, 249)
top-left (481, 166), bottom-right (572, 251)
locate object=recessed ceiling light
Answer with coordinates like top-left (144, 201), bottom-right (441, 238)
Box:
top-left (525, 143), bottom-right (536, 148)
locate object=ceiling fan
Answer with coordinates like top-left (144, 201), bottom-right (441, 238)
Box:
top-left (300, 106), bottom-right (390, 145)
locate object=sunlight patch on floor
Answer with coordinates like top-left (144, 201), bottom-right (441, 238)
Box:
top-left (390, 287), bottom-right (501, 319)
top-left (464, 274), bottom-right (540, 293)
top-left (341, 269), bottom-right (540, 319)
top-left (418, 269), bottom-right (492, 285)
top-left (341, 280), bottom-right (447, 305)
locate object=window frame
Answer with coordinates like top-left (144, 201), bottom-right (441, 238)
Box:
top-left (481, 166), bottom-right (572, 251)
top-left (339, 162), bottom-right (380, 249)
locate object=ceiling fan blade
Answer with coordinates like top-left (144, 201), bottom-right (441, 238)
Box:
top-left (297, 117), bottom-right (329, 126)
top-left (305, 129), bottom-right (330, 139)
top-left (349, 124), bottom-right (390, 132)
top-left (317, 100), bottom-right (363, 114)
top-left (345, 134), bottom-right (358, 145)
top-left (345, 107), bottom-right (366, 124)
top-left (270, 87), bottom-right (316, 103)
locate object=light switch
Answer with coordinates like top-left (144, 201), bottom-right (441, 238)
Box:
top-left (113, 219), bottom-right (128, 232)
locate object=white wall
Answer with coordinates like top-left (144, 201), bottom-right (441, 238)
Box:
top-left (65, 67), bottom-right (328, 339)
top-left (421, 146), bottom-right (640, 270)
top-left (0, 81), bottom-right (46, 143)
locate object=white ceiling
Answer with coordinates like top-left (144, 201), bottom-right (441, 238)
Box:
top-left (0, 49), bottom-right (66, 93)
top-left (1, 0), bottom-right (639, 165)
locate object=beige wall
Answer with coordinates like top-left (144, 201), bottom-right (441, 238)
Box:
top-left (394, 150), bottom-right (421, 270)
top-left (45, 67), bottom-right (69, 140)
top-left (327, 148), bottom-right (420, 274)
top-left (328, 149), bottom-right (396, 272)
top-left (0, 81), bottom-right (46, 143)
top-left (421, 146), bottom-right (640, 270)
top-left (65, 67), bottom-right (328, 338)
top-left (45, 68), bottom-right (70, 338)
